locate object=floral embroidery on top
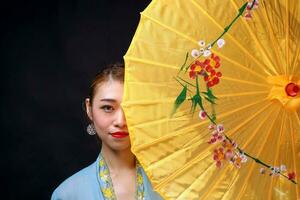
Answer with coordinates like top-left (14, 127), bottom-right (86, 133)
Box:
top-left (136, 167), bottom-right (145, 200)
top-left (98, 154), bottom-right (145, 200)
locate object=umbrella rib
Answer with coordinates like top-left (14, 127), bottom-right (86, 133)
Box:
top-left (181, 130), bottom-right (210, 149)
top-left (134, 119), bottom-right (208, 151)
top-left (189, 0), bottom-right (273, 75)
top-left (267, 109), bottom-right (286, 199)
top-left (290, 3), bottom-right (300, 75)
top-left (143, 2), bottom-right (271, 76)
top-left (222, 76), bottom-right (269, 88)
top-left (181, 130), bottom-right (211, 150)
top-left (127, 54), bottom-right (269, 85)
top-left (216, 50), bottom-right (267, 81)
top-left (234, 106), bottom-right (280, 200)
top-left (147, 133), bottom-right (213, 172)
top-left (123, 98), bottom-right (174, 106)
top-left (201, 166), bottom-right (239, 200)
top-left (125, 56), bottom-right (181, 70)
top-left (218, 169), bottom-right (242, 200)
top-left (224, 102), bottom-right (272, 139)
top-left (295, 111), bottom-right (300, 129)
top-left (217, 90), bottom-right (268, 98)
top-left (126, 54), bottom-right (268, 84)
top-left (176, 158), bottom-right (216, 200)
top-left (291, 45), bottom-right (300, 75)
top-left (180, 99), bottom-right (269, 132)
top-left (239, 105), bottom-right (275, 148)
top-left (132, 117), bottom-right (170, 129)
top-left (230, 0), bottom-right (280, 76)
top-left (134, 98), bottom-right (266, 152)
top-left (260, 1), bottom-right (285, 75)
top-left (140, 13), bottom-right (198, 45)
top-left (174, 92), bottom-right (269, 118)
top-left (289, 113), bottom-right (300, 199)
top-left (153, 148), bottom-right (213, 190)
top-left (287, 8), bottom-right (300, 75)
top-left (178, 160), bottom-right (239, 200)
top-left (285, 0), bottom-right (290, 75)
top-left (127, 81), bottom-right (178, 88)
top-left (124, 90), bottom-right (268, 106)
top-left (295, 113), bottom-right (300, 192)
top-left (200, 104), bottom-right (274, 200)
top-left (137, 107), bottom-right (284, 198)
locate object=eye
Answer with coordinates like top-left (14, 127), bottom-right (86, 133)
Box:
top-left (100, 105), bottom-right (114, 113)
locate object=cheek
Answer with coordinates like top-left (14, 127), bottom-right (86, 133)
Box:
top-left (92, 108), bottom-right (112, 131)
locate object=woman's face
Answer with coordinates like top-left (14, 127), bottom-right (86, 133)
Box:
top-left (86, 79), bottom-right (130, 152)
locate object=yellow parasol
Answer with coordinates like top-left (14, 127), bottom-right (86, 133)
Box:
top-left (122, 0), bottom-right (300, 199)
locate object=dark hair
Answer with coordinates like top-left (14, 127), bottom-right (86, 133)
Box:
top-left (88, 63), bottom-right (124, 105)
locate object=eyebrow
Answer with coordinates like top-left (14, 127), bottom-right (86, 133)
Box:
top-left (100, 99), bottom-right (117, 103)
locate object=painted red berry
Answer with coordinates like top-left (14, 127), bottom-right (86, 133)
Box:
top-left (216, 72), bottom-right (222, 77)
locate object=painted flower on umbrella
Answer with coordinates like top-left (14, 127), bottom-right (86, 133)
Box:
top-left (269, 166), bottom-right (281, 176)
top-left (199, 110), bottom-right (207, 120)
top-left (173, 0), bottom-right (297, 184)
top-left (208, 130), bottom-right (224, 144)
top-left (244, 0), bottom-right (259, 20)
top-left (221, 140), bottom-right (248, 168)
top-left (222, 140), bottom-right (236, 159)
top-left (231, 153), bottom-right (248, 168)
top-left (208, 124), bottom-right (225, 144)
top-left (213, 147), bottom-right (225, 168)
top-left (212, 137), bottom-right (248, 168)
top-left (204, 53), bottom-right (222, 88)
top-left (260, 165), bottom-right (296, 181)
top-left (189, 53), bottom-right (222, 88)
top-left (189, 59), bottom-right (206, 79)
top-left (288, 172), bottom-right (296, 181)
top-left (213, 140), bottom-right (232, 168)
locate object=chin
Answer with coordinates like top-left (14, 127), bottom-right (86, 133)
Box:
top-left (112, 146), bottom-right (132, 152)
top-left (110, 142), bottom-right (131, 152)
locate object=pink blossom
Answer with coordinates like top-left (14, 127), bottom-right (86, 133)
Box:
top-left (217, 124), bottom-right (224, 133)
top-left (199, 110), bottom-right (207, 119)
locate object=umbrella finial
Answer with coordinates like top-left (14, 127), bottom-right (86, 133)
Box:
top-left (285, 82), bottom-right (299, 97)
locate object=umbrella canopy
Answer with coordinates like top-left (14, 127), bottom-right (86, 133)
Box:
top-left (122, 0), bottom-right (300, 199)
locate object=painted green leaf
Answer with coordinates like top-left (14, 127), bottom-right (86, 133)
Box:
top-left (179, 52), bottom-right (189, 73)
top-left (239, 2), bottom-right (248, 14)
top-left (172, 85), bottom-right (187, 116)
top-left (202, 88), bottom-right (217, 100)
top-left (190, 93), bottom-right (204, 115)
top-left (205, 97), bottom-right (216, 104)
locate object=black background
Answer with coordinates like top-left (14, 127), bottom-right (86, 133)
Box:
top-left (1, 0), bottom-right (149, 199)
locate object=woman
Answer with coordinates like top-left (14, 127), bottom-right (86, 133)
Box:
top-left (52, 63), bottom-right (163, 200)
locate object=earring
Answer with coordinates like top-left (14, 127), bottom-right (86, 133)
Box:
top-left (87, 124), bottom-right (96, 135)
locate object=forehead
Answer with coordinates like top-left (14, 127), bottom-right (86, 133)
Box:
top-left (94, 80), bottom-right (124, 101)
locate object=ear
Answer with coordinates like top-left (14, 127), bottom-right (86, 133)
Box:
top-left (85, 98), bottom-right (93, 121)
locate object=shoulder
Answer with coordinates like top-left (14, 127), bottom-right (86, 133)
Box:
top-left (51, 160), bottom-right (102, 200)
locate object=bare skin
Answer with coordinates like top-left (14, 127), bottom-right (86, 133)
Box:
top-left (102, 148), bottom-right (136, 200)
top-left (86, 79), bottom-right (136, 200)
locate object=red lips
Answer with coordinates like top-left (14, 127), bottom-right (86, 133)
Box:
top-left (111, 131), bottom-right (129, 138)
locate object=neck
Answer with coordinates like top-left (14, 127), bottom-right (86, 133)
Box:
top-left (101, 145), bottom-right (136, 172)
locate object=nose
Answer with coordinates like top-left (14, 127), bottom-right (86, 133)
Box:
top-left (113, 108), bottom-right (127, 128)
